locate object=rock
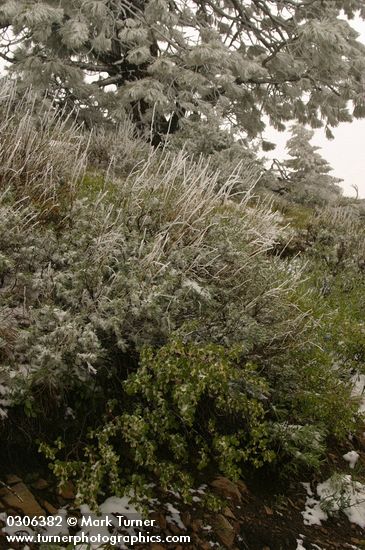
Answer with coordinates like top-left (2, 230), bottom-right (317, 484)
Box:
top-left (0, 482), bottom-right (45, 517)
top-left (212, 514), bottom-right (235, 548)
top-left (231, 520), bottom-right (241, 535)
top-left (42, 500), bottom-right (58, 514)
top-left (150, 545), bottom-right (165, 550)
top-left (58, 481), bottom-right (75, 500)
top-left (5, 474), bottom-right (22, 485)
top-left (32, 479), bottom-right (49, 490)
top-left (223, 507), bottom-right (236, 520)
top-left (210, 477), bottom-right (242, 502)
top-left (2, 508), bottom-right (17, 516)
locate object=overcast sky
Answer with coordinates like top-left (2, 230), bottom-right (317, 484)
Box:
top-left (264, 17), bottom-right (365, 198)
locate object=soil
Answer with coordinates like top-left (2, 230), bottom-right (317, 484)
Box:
top-left (1, 438), bottom-right (365, 550)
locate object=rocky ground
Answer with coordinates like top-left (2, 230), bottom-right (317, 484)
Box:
top-left (1, 455), bottom-right (365, 550)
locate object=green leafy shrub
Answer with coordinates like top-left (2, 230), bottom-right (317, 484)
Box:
top-left (40, 340), bottom-right (276, 509)
top-left (298, 205), bottom-right (365, 379)
top-left (269, 423), bottom-right (326, 471)
top-left (40, 329), bottom-right (360, 505)
top-left (123, 341), bottom-right (275, 478)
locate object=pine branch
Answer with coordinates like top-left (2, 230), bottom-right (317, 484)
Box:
top-left (0, 51), bottom-right (13, 63)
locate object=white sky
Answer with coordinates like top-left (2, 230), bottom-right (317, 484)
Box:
top-left (264, 17), bottom-right (365, 198)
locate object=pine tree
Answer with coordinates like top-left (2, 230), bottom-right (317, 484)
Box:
top-left (284, 124), bottom-right (342, 204)
top-left (0, 1), bottom-right (365, 143)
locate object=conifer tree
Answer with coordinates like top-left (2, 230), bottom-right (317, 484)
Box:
top-left (284, 124), bottom-right (342, 204)
top-left (0, 1), bottom-right (365, 143)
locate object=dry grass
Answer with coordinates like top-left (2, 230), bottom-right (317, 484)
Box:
top-left (0, 79), bottom-right (87, 206)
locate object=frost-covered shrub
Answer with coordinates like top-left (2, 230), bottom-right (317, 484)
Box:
top-left (86, 120), bottom-right (150, 176)
top-left (166, 119), bottom-right (264, 195)
top-left (0, 79), bottom-right (86, 204)
top-left (0, 149), bottom-right (303, 414)
top-left (0, 114), bottom-right (312, 499)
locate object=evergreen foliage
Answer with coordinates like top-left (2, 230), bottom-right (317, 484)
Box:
top-left (283, 124), bottom-right (342, 205)
top-left (286, 126), bottom-right (333, 178)
top-left (0, 1), bottom-right (364, 143)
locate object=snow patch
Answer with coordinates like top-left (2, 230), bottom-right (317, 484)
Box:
top-left (99, 495), bottom-right (141, 518)
top-left (302, 475), bottom-right (365, 529)
top-left (343, 450), bottom-right (360, 469)
top-left (166, 502), bottom-right (186, 530)
top-left (296, 536), bottom-right (306, 549)
top-left (44, 508), bottom-right (69, 536)
top-left (301, 482), bottom-right (313, 496)
top-left (302, 495), bottom-right (328, 526)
